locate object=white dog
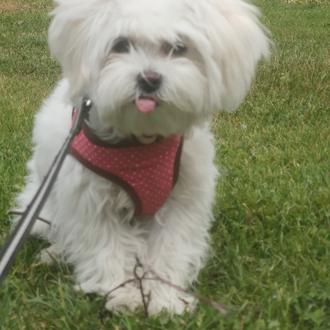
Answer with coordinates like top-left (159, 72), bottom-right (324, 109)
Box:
top-left (15, 0), bottom-right (269, 315)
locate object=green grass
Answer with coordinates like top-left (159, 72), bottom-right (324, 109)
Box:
top-left (0, 0), bottom-right (329, 329)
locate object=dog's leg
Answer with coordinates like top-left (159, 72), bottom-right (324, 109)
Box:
top-left (145, 126), bottom-right (218, 315)
top-left (46, 166), bottom-right (147, 312)
top-left (145, 200), bottom-right (212, 315)
top-left (72, 214), bottom-right (147, 313)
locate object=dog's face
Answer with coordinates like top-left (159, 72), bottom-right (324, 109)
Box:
top-left (49, 0), bottom-right (269, 137)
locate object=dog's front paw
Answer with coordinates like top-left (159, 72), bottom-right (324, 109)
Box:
top-left (105, 283), bottom-right (142, 314)
top-left (147, 286), bottom-right (197, 315)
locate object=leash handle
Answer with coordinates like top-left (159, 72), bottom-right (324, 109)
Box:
top-left (0, 99), bottom-right (92, 284)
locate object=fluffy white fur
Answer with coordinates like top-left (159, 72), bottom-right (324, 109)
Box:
top-left (15, 0), bottom-right (269, 315)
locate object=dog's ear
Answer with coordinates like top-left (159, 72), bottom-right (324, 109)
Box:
top-left (193, 0), bottom-right (271, 112)
top-left (48, 0), bottom-right (114, 101)
top-left (48, 0), bottom-right (89, 99)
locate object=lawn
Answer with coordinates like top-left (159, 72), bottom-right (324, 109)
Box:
top-left (0, 0), bottom-right (329, 329)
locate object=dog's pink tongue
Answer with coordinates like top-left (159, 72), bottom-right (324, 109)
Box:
top-left (135, 98), bottom-right (157, 113)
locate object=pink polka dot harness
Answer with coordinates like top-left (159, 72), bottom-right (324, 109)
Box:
top-left (69, 112), bottom-right (183, 216)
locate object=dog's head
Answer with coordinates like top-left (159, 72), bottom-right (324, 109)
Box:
top-left (49, 0), bottom-right (270, 138)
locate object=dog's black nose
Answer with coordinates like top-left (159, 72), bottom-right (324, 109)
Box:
top-left (137, 71), bottom-right (162, 93)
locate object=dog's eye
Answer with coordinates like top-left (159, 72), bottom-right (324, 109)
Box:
top-left (161, 42), bottom-right (172, 56)
top-left (112, 38), bottom-right (130, 53)
top-left (161, 42), bottom-right (187, 57)
top-left (172, 43), bottom-right (187, 56)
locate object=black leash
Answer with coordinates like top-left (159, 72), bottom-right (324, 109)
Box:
top-left (0, 99), bottom-right (92, 284)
